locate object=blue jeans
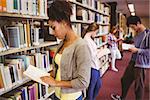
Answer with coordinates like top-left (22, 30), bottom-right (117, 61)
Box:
top-left (87, 68), bottom-right (102, 100)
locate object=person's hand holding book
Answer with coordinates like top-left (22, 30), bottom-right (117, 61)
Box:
top-left (40, 76), bottom-right (56, 86)
top-left (129, 47), bottom-right (139, 53)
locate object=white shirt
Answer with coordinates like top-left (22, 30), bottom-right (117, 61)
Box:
top-left (84, 34), bottom-right (100, 70)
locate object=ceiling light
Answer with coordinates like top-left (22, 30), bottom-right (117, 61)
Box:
top-left (128, 3), bottom-right (135, 12)
top-left (131, 12), bottom-right (135, 16)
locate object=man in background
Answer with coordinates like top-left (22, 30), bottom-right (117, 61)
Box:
top-left (111, 16), bottom-right (150, 100)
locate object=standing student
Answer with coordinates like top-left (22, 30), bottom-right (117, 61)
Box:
top-left (117, 27), bottom-right (124, 57)
top-left (111, 16), bottom-right (150, 100)
top-left (40, 1), bottom-right (92, 100)
top-left (82, 23), bottom-right (102, 100)
top-left (108, 26), bottom-right (122, 72)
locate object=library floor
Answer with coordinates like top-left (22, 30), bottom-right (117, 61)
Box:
top-left (96, 51), bottom-right (150, 100)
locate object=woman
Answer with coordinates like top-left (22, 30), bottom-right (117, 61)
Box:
top-left (108, 26), bottom-right (122, 72)
top-left (40, 1), bottom-right (91, 100)
top-left (82, 22), bottom-right (102, 100)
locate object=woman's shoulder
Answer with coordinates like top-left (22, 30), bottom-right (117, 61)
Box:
top-left (75, 38), bottom-right (88, 46)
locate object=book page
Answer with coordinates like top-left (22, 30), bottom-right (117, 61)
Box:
top-left (23, 65), bottom-right (50, 86)
top-left (122, 43), bottom-right (135, 50)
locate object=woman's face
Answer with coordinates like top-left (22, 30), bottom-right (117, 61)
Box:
top-left (48, 20), bottom-right (67, 40)
top-left (129, 24), bottom-right (139, 32)
top-left (91, 29), bottom-right (99, 38)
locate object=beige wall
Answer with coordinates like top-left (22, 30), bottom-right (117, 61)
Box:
top-left (141, 17), bottom-right (150, 28)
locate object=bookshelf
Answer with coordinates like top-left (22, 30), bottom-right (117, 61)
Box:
top-left (0, 42), bottom-right (58, 56)
top-left (0, 12), bottom-right (48, 20)
top-left (0, 78), bottom-right (31, 95)
top-left (69, 0), bottom-right (110, 16)
top-left (68, 0), bottom-right (111, 77)
top-left (0, 0), bottom-right (57, 99)
top-left (0, 0), bottom-right (111, 99)
top-left (0, 65), bottom-right (54, 96)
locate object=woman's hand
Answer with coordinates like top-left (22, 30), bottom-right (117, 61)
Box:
top-left (40, 76), bottom-right (56, 87)
top-left (116, 38), bottom-right (122, 42)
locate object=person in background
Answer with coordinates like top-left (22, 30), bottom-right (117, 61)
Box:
top-left (108, 26), bottom-right (122, 72)
top-left (40, 1), bottom-right (92, 100)
top-left (117, 27), bottom-right (124, 57)
top-left (111, 16), bottom-right (150, 100)
top-left (82, 22), bottom-right (102, 100)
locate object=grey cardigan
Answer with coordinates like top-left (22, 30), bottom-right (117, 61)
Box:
top-left (53, 38), bottom-right (92, 94)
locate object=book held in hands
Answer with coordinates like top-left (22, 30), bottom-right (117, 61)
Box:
top-left (23, 65), bottom-right (50, 86)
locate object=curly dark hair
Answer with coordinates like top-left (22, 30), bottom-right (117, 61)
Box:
top-left (126, 16), bottom-right (141, 27)
top-left (48, 0), bottom-right (72, 27)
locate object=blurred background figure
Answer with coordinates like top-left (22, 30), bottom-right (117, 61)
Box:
top-left (108, 26), bottom-right (122, 72)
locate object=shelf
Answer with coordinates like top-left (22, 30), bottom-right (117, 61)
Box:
top-left (0, 78), bottom-right (31, 95)
top-left (95, 33), bottom-right (108, 37)
top-left (99, 23), bottom-right (110, 26)
top-left (0, 65), bottom-right (53, 96)
top-left (0, 12), bottom-right (48, 20)
top-left (71, 20), bottom-right (110, 26)
top-left (71, 20), bottom-right (94, 24)
top-left (97, 48), bottom-right (110, 58)
top-left (100, 61), bottom-right (109, 77)
top-left (97, 42), bottom-right (108, 48)
top-left (41, 87), bottom-right (55, 100)
top-left (0, 41), bottom-right (58, 56)
top-left (100, 59), bottom-right (109, 68)
top-left (69, 0), bottom-right (109, 16)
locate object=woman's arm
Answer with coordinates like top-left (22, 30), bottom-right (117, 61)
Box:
top-left (41, 41), bottom-right (91, 89)
top-left (40, 76), bottom-right (72, 88)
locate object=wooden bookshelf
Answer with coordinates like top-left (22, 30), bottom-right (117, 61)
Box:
top-left (69, 0), bottom-right (109, 16)
top-left (97, 42), bottom-right (108, 48)
top-left (0, 78), bottom-right (31, 95)
top-left (100, 59), bottom-right (109, 77)
top-left (0, 67), bottom-right (53, 96)
top-left (0, 12), bottom-right (48, 20)
top-left (71, 20), bottom-right (110, 26)
top-left (71, 20), bottom-right (94, 24)
top-left (41, 87), bottom-right (55, 100)
top-left (97, 48), bottom-right (110, 58)
top-left (0, 42), bottom-right (58, 56)
top-left (0, 0), bottom-right (57, 99)
top-left (95, 33), bottom-right (109, 37)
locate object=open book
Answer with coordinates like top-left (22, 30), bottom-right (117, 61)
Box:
top-left (122, 43), bottom-right (135, 50)
top-left (23, 65), bottom-right (50, 86)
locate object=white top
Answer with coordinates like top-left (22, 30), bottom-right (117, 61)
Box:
top-left (84, 35), bottom-right (100, 70)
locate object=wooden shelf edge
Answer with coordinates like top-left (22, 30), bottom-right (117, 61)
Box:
top-left (97, 48), bottom-right (110, 58)
top-left (97, 42), bottom-right (108, 48)
top-left (42, 87), bottom-right (55, 100)
top-left (0, 42), bottom-right (58, 56)
top-left (100, 62), bottom-right (109, 77)
top-left (69, 0), bottom-right (109, 16)
top-left (0, 65), bottom-right (53, 96)
top-left (0, 12), bottom-right (48, 20)
top-left (0, 78), bottom-right (31, 96)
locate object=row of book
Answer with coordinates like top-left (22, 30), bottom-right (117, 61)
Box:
top-left (98, 26), bottom-right (110, 35)
top-left (1, 81), bottom-right (53, 100)
top-left (94, 36), bottom-right (108, 48)
top-left (0, 0), bottom-right (47, 17)
top-left (0, 48), bottom-right (56, 93)
top-left (72, 0), bottom-right (109, 15)
top-left (71, 4), bottom-right (110, 24)
top-left (0, 17), bottom-right (109, 53)
top-left (0, 21), bottom-right (57, 52)
top-left (75, 0), bottom-right (101, 12)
